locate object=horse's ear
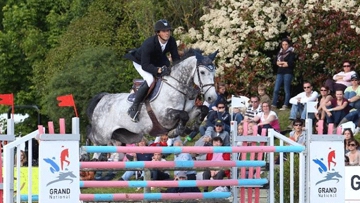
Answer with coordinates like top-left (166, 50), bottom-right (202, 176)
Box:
top-left (208, 50), bottom-right (219, 61)
top-left (195, 51), bottom-right (204, 61)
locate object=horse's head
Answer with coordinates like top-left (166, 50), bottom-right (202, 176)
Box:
top-left (193, 50), bottom-right (218, 103)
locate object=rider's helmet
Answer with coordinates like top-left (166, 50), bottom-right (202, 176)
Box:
top-left (154, 19), bottom-right (172, 32)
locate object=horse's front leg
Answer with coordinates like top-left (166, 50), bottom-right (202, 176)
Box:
top-left (165, 109), bottom-right (189, 138)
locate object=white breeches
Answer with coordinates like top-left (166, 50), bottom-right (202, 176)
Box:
top-left (133, 62), bottom-right (154, 86)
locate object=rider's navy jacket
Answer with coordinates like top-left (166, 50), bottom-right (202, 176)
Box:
top-left (124, 35), bottom-right (180, 75)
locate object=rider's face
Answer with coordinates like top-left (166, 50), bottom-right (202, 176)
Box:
top-left (158, 30), bottom-right (171, 43)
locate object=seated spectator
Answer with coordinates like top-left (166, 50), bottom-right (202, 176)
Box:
top-left (199, 102), bottom-right (230, 135)
top-left (173, 140), bottom-right (197, 180)
top-left (344, 73), bottom-right (360, 110)
top-left (208, 82), bottom-right (228, 112)
top-left (184, 96), bottom-right (209, 143)
top-left (258, 84), bottom-right (271, 104)
top-left (194, 119), bottom-right (230, 160)
top-left (325, 61), bottom-right (355, 93)
top-left (289, 81), bottom-right (318, 122)
top-left (119, 138), bottom-right (153, 181)
top-left (344, 128), bottom-right (355, 154)
top-left (243, 96), bottom-right (262, 122)
top-left (338, 110), bottom-right (360, 135)
top-left (315, 85), bottom-right (333, 122)
top-left (232, 107), bottom-right (244, 124)
top-left (236, 123), bottom-right (244, 146)
top-left (151, 134), bottom-right (169, 146)
top-left (202, 137), bottom-right (230, 192)
top-left (150, 152), bottom-right (170, 180)
top-left (98, 140), bottom-right (125, 180)
top-left (252, 102), bottom-right (280, 133)
top-left (289, 119), bottom-right (305, 145)
top-left (164, 171), bottom-right (200, 193)
top-left (323, 89), bottom-right (350, 126)
top-left (345, 138), bottom-right (360, 166)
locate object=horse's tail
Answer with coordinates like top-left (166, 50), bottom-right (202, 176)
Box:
top-left (87, 92), bottom-right (108, 122)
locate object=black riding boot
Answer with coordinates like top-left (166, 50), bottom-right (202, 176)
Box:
top-left (128, 82), bottom-right (149, 122)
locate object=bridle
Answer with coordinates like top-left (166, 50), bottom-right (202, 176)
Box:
top-left (162, 58), bottom-right (215, 98)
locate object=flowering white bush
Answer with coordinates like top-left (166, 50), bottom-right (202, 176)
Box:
top-left (175, 0), bottom-right (360, 95)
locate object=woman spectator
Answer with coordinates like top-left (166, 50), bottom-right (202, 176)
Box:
top-left (323, 89), bottom-right (350, 127)
top-left (343, 128), bottom-right (355, 154)
top-left (315, 85), bottom-right (333, 122)
top-left (345, 138), bottom-right (360, 166)
top-left (325, 61), bottom-right (355, 93)
top-left (252, 102), bottom-right (280, 133)
top-left (271, 38), bottom-right (296, 110)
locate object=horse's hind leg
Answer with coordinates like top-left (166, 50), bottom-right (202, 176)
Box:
top-left (166, 109), bottom-right (189, 138)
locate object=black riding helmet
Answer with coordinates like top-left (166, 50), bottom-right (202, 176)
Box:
top-left (154, 19), bottom-right (172, 32)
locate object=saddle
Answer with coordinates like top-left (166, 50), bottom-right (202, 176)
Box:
top-left (127, 79), bottom-right (162, 103)
top-left (127, 78), bottom-right (169, 136)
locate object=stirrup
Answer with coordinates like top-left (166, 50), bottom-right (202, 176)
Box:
top-left (128, 109), bottom-right (140, 123)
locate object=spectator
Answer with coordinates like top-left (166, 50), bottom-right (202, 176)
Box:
top-left (272, 38), bottom-right (296, 110)
top-left (184, 96), bottom-right (209, 143)
top-left (289, 119), bottom-right (305, 145)
top-left (315, 85), bottom-right (333, 122)
top-left (151, 134), bottom-right (169, 147)
top-left (289, 81), bottom-right (318, 124)
top-left (173, 140), bottom-right (197, 180)
top-left (202, 137), bottom-right (230, 192)
top-left (258, 84), bottom-right (271, 104)
top-left (323, 89), bottom-right (350, 126)
top-left (200, 102), bottom-right (230, 135)
top-left (150, 152), bottom-right (170, 180)
top-left (325, 61), bottom-right (355, 94)
top-left (345, 138), bottom-right (360, 166)
top-left (252, 102), bottom-right (280, 133)
top-left (194, 119), bottom-right (230, 160)
top-left (343, 128), bottom-right (355, 154)
top-left (232, 107), bottom-right (244, 124)
top-left (344, 73), bottom-right (360, 110)
top-left (119, 138), bottom-right (153, 181)
top-left (243, 96), bottom-right (262, 122)
top-left (164, 171), bottom-right (200, 193)
top-left (208, 82), bottom-right (228, 111)
top-left (98, 140), bottom-right (125, 180)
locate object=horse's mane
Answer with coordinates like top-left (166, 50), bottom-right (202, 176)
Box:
top-left (172, 48), bottom-right (204, 67)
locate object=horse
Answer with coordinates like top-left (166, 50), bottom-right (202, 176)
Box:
top-left (86, 49), bottom-right (219, 145)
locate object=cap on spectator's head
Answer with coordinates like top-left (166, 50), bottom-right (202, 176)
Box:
top-left (176, 171), bottom-right (187, 178)
top-left (215, 119), bottom-right (224, 126)
top-left (351, 73), bottom-right (359, 80)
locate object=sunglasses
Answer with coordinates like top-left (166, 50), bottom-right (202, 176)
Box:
top-left (293, 124), bottom-right (302, 126)
top-left (218, 106), bottom-right (225, 109)
top-left (320, 89), bottom-right (327, 91)
top-left (303, 86), bottom-right (311, 89)
top-left (351, 79), bottom-right (358, 81)
top-left (215, 125), bottom-right (223, 127)
top-left (343, 65), bottom-right (351, 67)
top-left (250, 101), bottom-right (258, 103)
top-left (348, 143), bottom-right (356, 147)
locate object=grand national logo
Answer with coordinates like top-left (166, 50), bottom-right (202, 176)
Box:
top-left (43, 146), bottom-right (77, 188)
top-left (312, 148), bottom-right (342, 198)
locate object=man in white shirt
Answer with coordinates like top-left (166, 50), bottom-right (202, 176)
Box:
top-left (243, 96), bottom-right (262, 122)
top-left (289, 81), bottom-right (318, 121)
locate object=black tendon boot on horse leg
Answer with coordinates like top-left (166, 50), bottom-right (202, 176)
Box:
top-left (128, 82), bottom-right (149, 122)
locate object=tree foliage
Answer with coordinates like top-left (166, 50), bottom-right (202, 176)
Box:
top-left (176, 0), bottom-right (360, 96)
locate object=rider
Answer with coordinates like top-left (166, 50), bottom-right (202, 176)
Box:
top-left (124, 19), bottom-right (180, 122)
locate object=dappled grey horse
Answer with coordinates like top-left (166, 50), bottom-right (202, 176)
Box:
top-left (87, 49), bottom-right (218, 144)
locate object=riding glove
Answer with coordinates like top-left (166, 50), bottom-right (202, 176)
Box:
top-left (160, 65), bottom-right (171, 76)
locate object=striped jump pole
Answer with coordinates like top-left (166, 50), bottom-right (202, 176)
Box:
top-left (82, 145), bottom-right (305, 154)
top-left (21, 192), bottom-right (231, 202)
top-left (80, 160), bottom-right (266, 169)
top-left (80, 179), bottom-right (268, 188)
